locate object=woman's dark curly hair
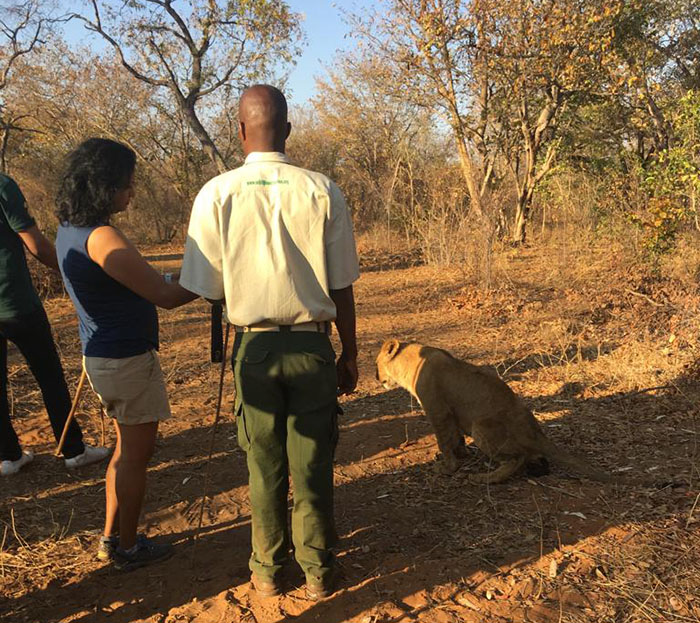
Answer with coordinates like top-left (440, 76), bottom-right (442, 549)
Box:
top-left (55, 138), bottom-right (136, 227)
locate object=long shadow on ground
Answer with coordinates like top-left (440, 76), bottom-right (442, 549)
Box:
top-left (0, 388), bottom-right (425, 541)
top-left (2, 364), bottom-right (698, 623)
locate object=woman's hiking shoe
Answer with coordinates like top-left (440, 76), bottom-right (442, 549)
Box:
top-left (0, 450), bottom-right (34, 476)
top-left (113, 537), bottom-right (173, 571)
top-left (97, 533), bottom-right (148, 562)
top-left (65, 444), bottom-right (111, 469)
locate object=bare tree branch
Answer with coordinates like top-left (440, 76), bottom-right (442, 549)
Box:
top-left (70, 0), bottom-right (302, 173)
top-left (72, 1), bottom-right (170, 87)
top-left (0, 2), bottom-right (44, 91)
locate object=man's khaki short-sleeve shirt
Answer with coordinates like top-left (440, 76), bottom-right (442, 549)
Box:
top-left (180, 152), bottom-right (359, 326)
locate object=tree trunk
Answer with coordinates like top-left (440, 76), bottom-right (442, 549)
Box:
top-left (180, 98), bottom-right (229, 174)
top-left (512, 196), bottom-right (528, 245)
top-left (495, 204), bottom-right (508, 239)
top-left (512, 184), bottom-right (535, 245)
top-left (644, 87), bottom-right (669, 154)
top-left (455, 137), bottom-right (485, 222)
top-left (0, 125), bottom-right (9, 174)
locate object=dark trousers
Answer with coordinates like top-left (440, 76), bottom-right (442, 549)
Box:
top-left (0, 307), bottom-right (84, 461)
top-left (233, 330), bottom-right (339, 583)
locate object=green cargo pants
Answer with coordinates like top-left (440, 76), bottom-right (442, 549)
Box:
top-left (233, 329), bottom-right (339, 584)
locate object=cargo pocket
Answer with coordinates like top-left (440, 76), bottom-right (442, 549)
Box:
top-left (233, 346), bottom-right (270, 386)
top-left (232, 342), bottom-right (271, 365)
top-left (235, 402), bottom-right (250, 452)
top-left (300, 339), bottom-right (336, 367)
top-left (299, 347), bottom-right (337, 403)
top-left (301, 351), bottom-right (334, 364)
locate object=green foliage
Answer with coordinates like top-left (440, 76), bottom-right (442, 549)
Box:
top-left (634, 91), bottom-right (700, 259)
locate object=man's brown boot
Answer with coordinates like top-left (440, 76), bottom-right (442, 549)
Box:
top-left (251, 574), bottom-right (282, 597)
top-left (305, 575), bottom-right (335, 600)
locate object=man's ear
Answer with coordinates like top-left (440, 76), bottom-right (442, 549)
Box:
top-left (285, 121), bottom-right (291, 139)
top-left (239, 121), bottom-right (246, 141)
top-left (381, 339), bottom-right (400, 360)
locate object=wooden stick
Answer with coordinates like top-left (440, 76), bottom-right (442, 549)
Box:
top-left (55, 367), bottom-right (87, 456)
top-left (100, 407), bottom-right (106, 446)
top-left (191, 321), bottom-right (231, 566)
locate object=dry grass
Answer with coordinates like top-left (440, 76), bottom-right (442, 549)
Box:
top-left (2, 234), bottom-right (700, 623)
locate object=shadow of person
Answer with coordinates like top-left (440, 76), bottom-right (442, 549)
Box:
top-left (3, 393), bottom-right (696, 623)
top-left (0, 419), bottom-right (249, 543)
top-left (0, 385), bottom-right (430, 552)
top-left (4, 352), bottom-right (698, 623)
top-left (0, 458), bottom-right (593, 623)
top-left (1, 514), bottom-right (253, 623)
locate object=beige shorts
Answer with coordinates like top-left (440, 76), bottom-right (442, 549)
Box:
top-left (84, 350), bottom-right (171, 426)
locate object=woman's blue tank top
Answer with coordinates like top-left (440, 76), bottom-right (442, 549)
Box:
top-left (56, 223), bottom-right (159, 358)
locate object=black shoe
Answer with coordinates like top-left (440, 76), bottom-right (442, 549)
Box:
top-left (113, 537), bottom-right (173, 571)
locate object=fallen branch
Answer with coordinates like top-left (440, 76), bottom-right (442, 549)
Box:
top-left (625, 289), bottom-right (666, 308)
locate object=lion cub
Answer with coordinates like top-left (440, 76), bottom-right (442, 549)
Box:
top-left (376, 339), bottom-right (618, 484)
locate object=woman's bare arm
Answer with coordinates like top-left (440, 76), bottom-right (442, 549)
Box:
top-left (87, 226), bottom-right (198, 309)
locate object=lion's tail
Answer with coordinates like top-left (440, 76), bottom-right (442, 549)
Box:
top-left (536, 433), bottom-right (654, 486)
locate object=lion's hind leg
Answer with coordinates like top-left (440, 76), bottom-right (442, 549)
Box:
top-left (469, 456), bottom-right (526, 484)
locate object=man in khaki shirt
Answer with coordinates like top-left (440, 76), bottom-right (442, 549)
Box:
top-left (180, 85), bottom-right (359, 600)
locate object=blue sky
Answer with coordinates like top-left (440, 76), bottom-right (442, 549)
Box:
top-left (285, 0), bottom-right (362, 103)
top-left (62, 0), bottom-right (370, 105)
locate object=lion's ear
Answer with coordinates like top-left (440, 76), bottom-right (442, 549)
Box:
top-left (382, 339), bottom-right (401, 360)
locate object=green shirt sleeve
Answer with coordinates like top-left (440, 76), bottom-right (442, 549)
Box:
top-left (0, 177), bottom-right (35, 233)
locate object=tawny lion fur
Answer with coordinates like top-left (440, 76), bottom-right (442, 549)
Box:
top-left (376, 339), bottom-right (639, 485)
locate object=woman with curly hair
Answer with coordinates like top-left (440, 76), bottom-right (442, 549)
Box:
top-left (56, 138), bottom-right (197, 570)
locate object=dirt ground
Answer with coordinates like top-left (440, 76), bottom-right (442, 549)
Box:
top-left (2, 243), bottom-right (700, 623)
